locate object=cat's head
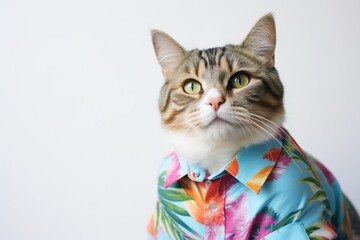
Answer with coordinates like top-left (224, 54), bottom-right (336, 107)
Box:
top-left (151, 14), bottom-right (284, 158)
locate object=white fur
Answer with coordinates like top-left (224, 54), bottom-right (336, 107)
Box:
top-left (198, 88), bottom-right (222, 127)
top-left (166, 121), bottom-right (282, 174)
top-left (166, 129), bottom-right (242, 174)
top-left (166, 88), bottom-right (285, 174)
top-left (200, 88), bottom-right (222, 104)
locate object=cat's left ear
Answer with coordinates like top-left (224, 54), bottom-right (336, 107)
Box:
top-left (151, 30), bottom-right (187, 80)
top-left (240, 14), bottom-right (276, 67)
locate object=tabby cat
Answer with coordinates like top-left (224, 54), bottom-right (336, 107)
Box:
top-left (147, 14), bottom-right (360, 240)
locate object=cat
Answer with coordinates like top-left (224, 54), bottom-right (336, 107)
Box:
top-left (147, 14), bottom-right (360, 240)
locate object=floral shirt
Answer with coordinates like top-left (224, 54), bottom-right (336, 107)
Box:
top-left (147, 129), bottom-right (360, 239)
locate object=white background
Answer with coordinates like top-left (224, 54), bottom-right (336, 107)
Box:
top-left (1, 0), bottom-right (360, 239)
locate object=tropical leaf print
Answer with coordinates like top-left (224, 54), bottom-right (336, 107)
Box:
top-left (305, 225), bottom-right (320, 235)
top-left (281, 133), bottom-right (333, 223)
top-left (274, 208), bottom-right (303, 230)
top-left (308, 237), bottom-right (329, 240)
top-left (314, 160), bottom-right (335, 185)
top-left (148, 128), bottom-right (360, 239)
top-left (157, 171), bottom-right (202, 239)
top-left (297, 173), bottom-right (331, 221)
top-left (179, 179), bottom-right (206, 224)
top-left (298, 177), bottom-right (322, 188)
top-left (343, 194), bottom-right (360, 237)
top-left (161, 200), bottom-right (190, 216)
top-left (305, 221), bottom-right (337, 240)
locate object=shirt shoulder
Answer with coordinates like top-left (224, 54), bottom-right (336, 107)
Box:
top-left (256, 139), bottom-right (338, 239)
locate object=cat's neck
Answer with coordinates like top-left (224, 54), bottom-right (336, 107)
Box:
top-left (166, 128), bottom-right (278, 175)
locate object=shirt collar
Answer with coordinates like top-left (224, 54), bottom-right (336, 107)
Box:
top-left (164, 132), bottom-right (284, 195)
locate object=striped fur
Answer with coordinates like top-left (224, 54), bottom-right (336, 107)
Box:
top-left (152, 14), bottom-right (285, 172)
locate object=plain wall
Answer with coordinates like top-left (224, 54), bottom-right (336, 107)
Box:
top-left (1, 0), bottom-right (359, 239)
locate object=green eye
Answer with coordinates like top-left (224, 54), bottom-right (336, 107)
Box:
top-left (229, 72), bottom-right (250, 89)
top-left (183, 79), bottom-right (202, 95)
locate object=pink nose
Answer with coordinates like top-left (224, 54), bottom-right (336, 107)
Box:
top-left (207, 97), bottom-right (225, 111)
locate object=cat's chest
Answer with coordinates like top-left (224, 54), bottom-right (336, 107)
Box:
top-left (167, 132), bottom-right (246, 175)
top-left (199, 151), bottom-right (236, 175)
top-left (176, 144), bottom-right (238, 175)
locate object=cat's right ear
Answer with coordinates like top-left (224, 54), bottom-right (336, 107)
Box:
top-left (240, 14), bottom-right (276, 67)
top-left (151, 30), bottom-right (186, 80)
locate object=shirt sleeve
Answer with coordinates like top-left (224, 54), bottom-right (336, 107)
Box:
top-left (147, 211), bottom-right (156, 239)
top-left (260, 151), bottom-right (339, 239)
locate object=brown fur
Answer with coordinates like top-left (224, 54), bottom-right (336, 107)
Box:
top-left (152, 14), bottom-right (284, 135)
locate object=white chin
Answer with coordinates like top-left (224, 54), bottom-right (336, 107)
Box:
top-left (200, 118), bottom-right (242, 141)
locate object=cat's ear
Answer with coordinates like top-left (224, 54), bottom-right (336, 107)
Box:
top-left (241, 14), bottom-right (276, 67)
top-left (151, 30), bottom-right (187, 79)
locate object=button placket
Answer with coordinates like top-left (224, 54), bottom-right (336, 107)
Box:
top-left (205, 179), bottom-right (211, 189)
top-left (204, 178), bottom-right (225, 239)
top-left (208, 202), bottom-right (219, 212)
top-left (188, 166), bottom-right (206, 182)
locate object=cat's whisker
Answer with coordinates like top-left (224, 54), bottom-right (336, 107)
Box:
top-left (247, 112), bottom-right (284, 134)
top-left (150, 17), bottom-right (360, 238)
top-left (231, 112), bottom-right (290, 156)
top-left (232, 118), bottom-right (248, 137)
top-left (235, 116), bottom-right (274, 147)
top-left (243, 120), bottom-right (266, 142)
top-left (241, 121), bottom-right (251, 137)
top-left (232, 117), bottom-right (251, 138)
top-left (248, 113), bottom-right (309, 162)
top-left (233, 116), bottom-right (276, 157)
top-left (229, 112), bottom-right (266, 140)
top-left (243, 116), bottom-right (303, 172)
top-left (244, 117), bottom-right (288, 153)
top-left (247, 115), bottom-right (280, 138)
top-left (231, 106), bottom-right (284, 117)
top-left (170, 116), bottom-right (202, 131)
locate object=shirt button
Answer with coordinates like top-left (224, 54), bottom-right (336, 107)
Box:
top-left (205, 180), bottom-right (211, 188)
top-left (208, 202), bottom-right (219, 212)
top-left (190, 172), bottom-right (197, 180)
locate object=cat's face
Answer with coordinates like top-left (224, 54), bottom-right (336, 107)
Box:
top-left (152, 14), bottom-right (284, 144)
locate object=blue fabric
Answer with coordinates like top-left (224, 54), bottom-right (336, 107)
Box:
top-left (147, 128), bottom-right (360, 239)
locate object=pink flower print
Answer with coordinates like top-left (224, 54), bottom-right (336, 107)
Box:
top-left (164, 152), bottom-right (181, 187)
top-left (225, 192), bottom-right (251, 239)
top-left (249, 207), bottom-right (279, 239)
top-left (268, 154), bottom-right (291, 181)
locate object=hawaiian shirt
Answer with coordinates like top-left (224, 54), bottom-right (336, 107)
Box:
top-left (147, 128), bottom-right (360, 240)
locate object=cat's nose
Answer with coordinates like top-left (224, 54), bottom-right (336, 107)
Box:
top-left (207, 97), bottom-right (225, 111)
